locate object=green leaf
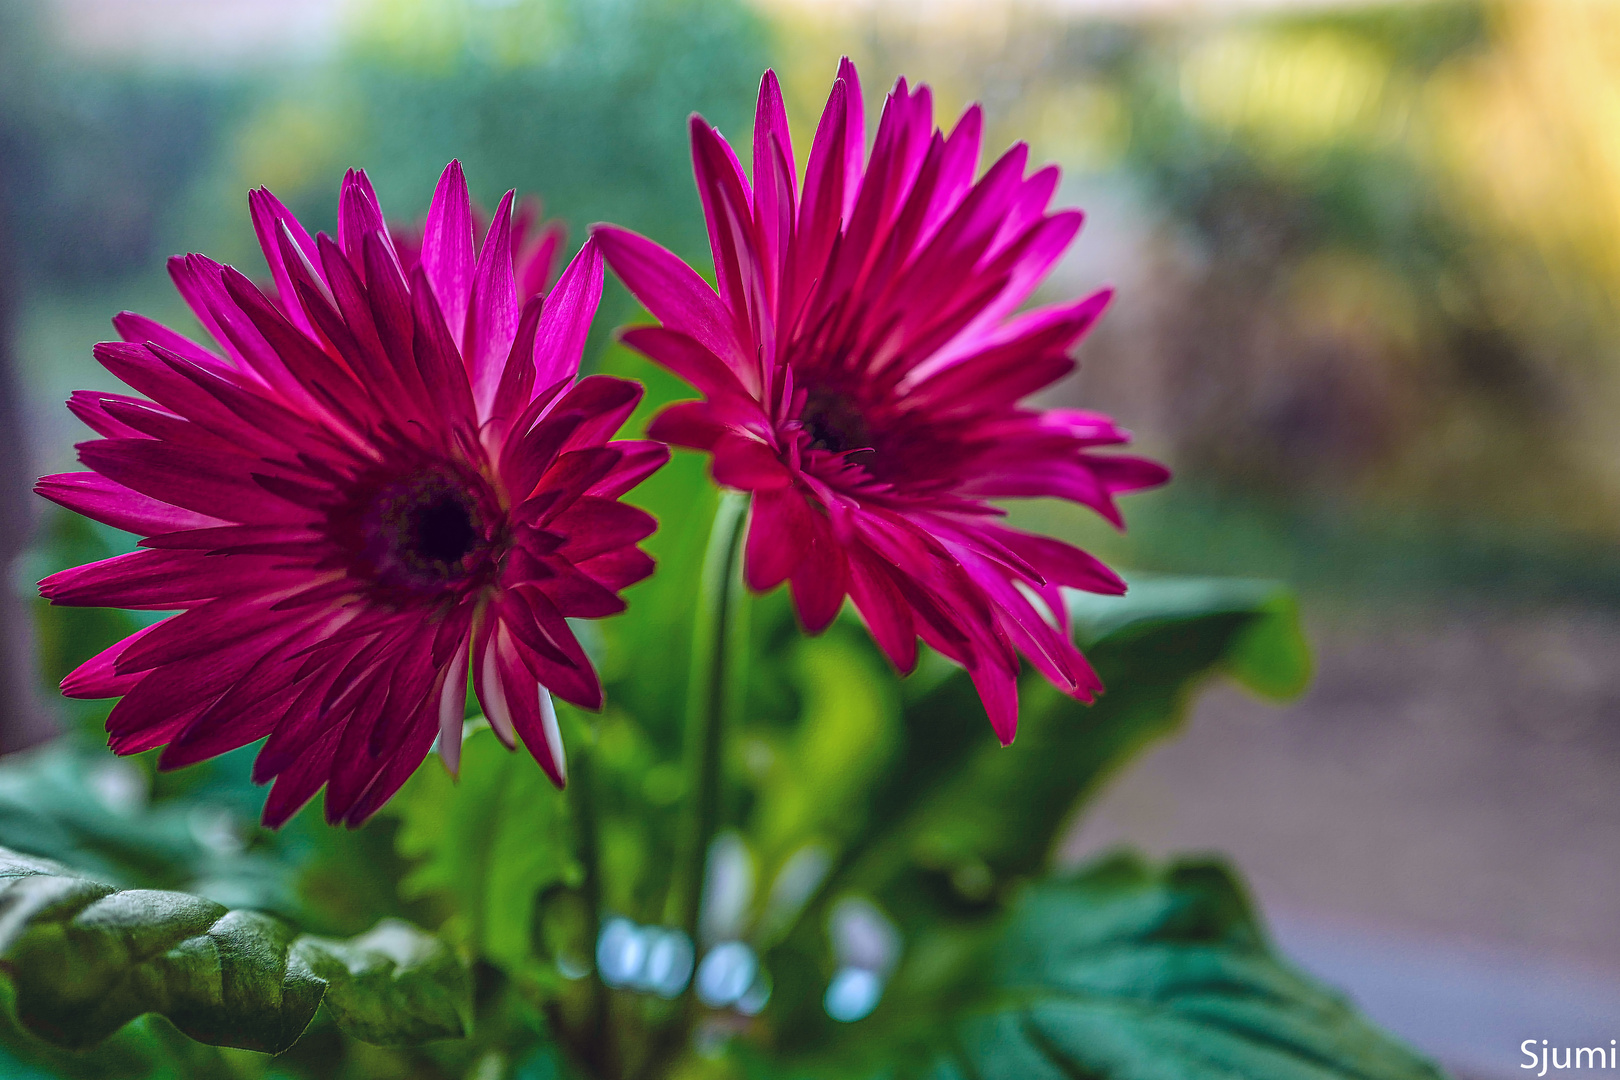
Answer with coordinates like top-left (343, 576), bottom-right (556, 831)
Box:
top-left (387, 723), bottom-right (581, 971)
top-left (1068, 574), bottom-right (1312, 698)
top-left (0, 847), bottom-right (468, 1053)
top-left (945, 851), bottom-right (1442, 1080)
top-left (295, 920), bottom-right (471, 1048)
top-left (856, 576), bottom-right (1312, 892)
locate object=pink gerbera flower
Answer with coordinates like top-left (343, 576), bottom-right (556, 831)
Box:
top-left (38, 162), bottom-right (668, 827)
top-left (595, 61), bottom-right (1168, 742)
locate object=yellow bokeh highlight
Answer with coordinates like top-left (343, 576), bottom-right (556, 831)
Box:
top-left (1427, 1), bottom-right (1620, 301)
top-left (1180, 29), bottom-right (1392, 153)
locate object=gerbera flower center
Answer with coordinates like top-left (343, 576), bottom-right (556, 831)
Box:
top-left (377, 471), bottom-right (487, 579)
top-left (335, 463), bottom-right (501, 601)
top-left (407, 489), bottom-right (480, 566)
top-left (800, 386), bottom-right (872, 456)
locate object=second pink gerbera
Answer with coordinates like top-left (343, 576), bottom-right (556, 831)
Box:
top-left (39, 162), bottom-right (667, 826)
top-left (596, 61), bottom-right (1168, 741)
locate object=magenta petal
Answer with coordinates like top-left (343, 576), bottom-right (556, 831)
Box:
top-left (835, 57), bottom-right (866, 219)
top-left (112, 311), bottom-right (229, 369)
top-left (494, 630), bottom-right (566, 788)
top-left (752, 69), bottom-right (797, 297)
top-left (501, 589), bottom-right (603, 711)
top-left (789, 76), bottom-right (850, 325)
top-left (576, 546), bottom-right (655, 592)
top-left (37, 473), bottom-right (225, 535)
top-left (420, 160), bottom-right (477, 347)
top-left (538, 564), bottom-right (628, 619)
top-left (107, 648), bottom-right (259, 754)
top-left (551, 497), bottom-right (657, 561)
top-left (552, 374), bottom-right (643, 452)
top-left (845, 545), bottom-right (918, 674)
top-left (342, 692), bottom-right (440, 826)
top-left (337, 168), bottom-right (391, 271)
top-left (1092, 454), bottom-right (1174, 495)
top-left (464, 190), bottom-right (520, 416)
top-left (789, 508), bottom-right (847, 633)
top-left (41, 548), bottom-right (288, 609)
top-left (116, 596), bottom-right (298, 674)
top-left (744, 486), bottom-right (810, 592)
top-left (588, 439), bottom-right (670, 500)
top-left (966, 653), bottom-right (1020, 746)
top-left (77, 438), bottom-right (293, 523)
top-left (710, 432), bottom-right (791, 491)
top-left (532, 237), bottom-right (604, 391)
top-left (249, 187), bottom-right (323, 338)
top-left (620, 326), bottom-right (750, 403)
top-left (985, 526), bottom-right (1126, 595)
top-left (61, 624), bottom-right (158, 699)
top-left (261, 725), bottom-right (340, 828)
top-left (645, 401), bottom-right (726, 451)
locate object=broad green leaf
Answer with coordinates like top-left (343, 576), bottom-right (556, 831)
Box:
top-left (944, 852), bottom-right (1442, 1080)
top-left (0, 745), bottom-right (200, 889)
top-left (296, 920), bottom-right (471, 1048)
top-left (0, 847), bottom-right (468, 1053)
top-left (1068, 574), bottom-right (1312, 698)
top-left (387, 723), bottom-right (581, 971)
top-left (854, 577), bottom-right (1311, 893)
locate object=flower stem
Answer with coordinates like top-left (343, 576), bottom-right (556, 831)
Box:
top-left (666, 489), bottom-right (749, 942)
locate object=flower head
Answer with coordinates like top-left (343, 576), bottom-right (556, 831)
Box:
top-left (595, 61), bottom-right (1168, 742)
top-left (39, 163), bottom-right (668, 827)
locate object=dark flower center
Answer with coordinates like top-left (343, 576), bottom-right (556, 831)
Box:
top-left (340, 465), bottom-right (497, 601)
top-left (409, 492), bottom-right (479, 566)
top-left (800, 386), bottom-right (872, 456)
top-left (377, 471), bottom-right (485, 579)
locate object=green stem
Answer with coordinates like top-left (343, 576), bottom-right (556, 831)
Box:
top-left (573, 745), bottom-right (616, 1079)
top-left (665, 490), bottom-right (750, 942)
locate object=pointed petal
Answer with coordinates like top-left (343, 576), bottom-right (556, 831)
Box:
top-left (464, 190), bottom-right (519, 417)
top-left (421, 160), bottom-right (477, 348)
top-left (532, 236), bottom-right (603, 390)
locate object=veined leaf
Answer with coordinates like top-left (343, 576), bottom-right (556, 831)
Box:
top-left (0, 847), bottom-right (468, 1053)
top-left (941, 852), bottom-right (1442, 1080)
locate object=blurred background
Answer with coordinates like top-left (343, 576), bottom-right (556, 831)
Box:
top-left (1, 0), bottom-right (1616, 1076)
